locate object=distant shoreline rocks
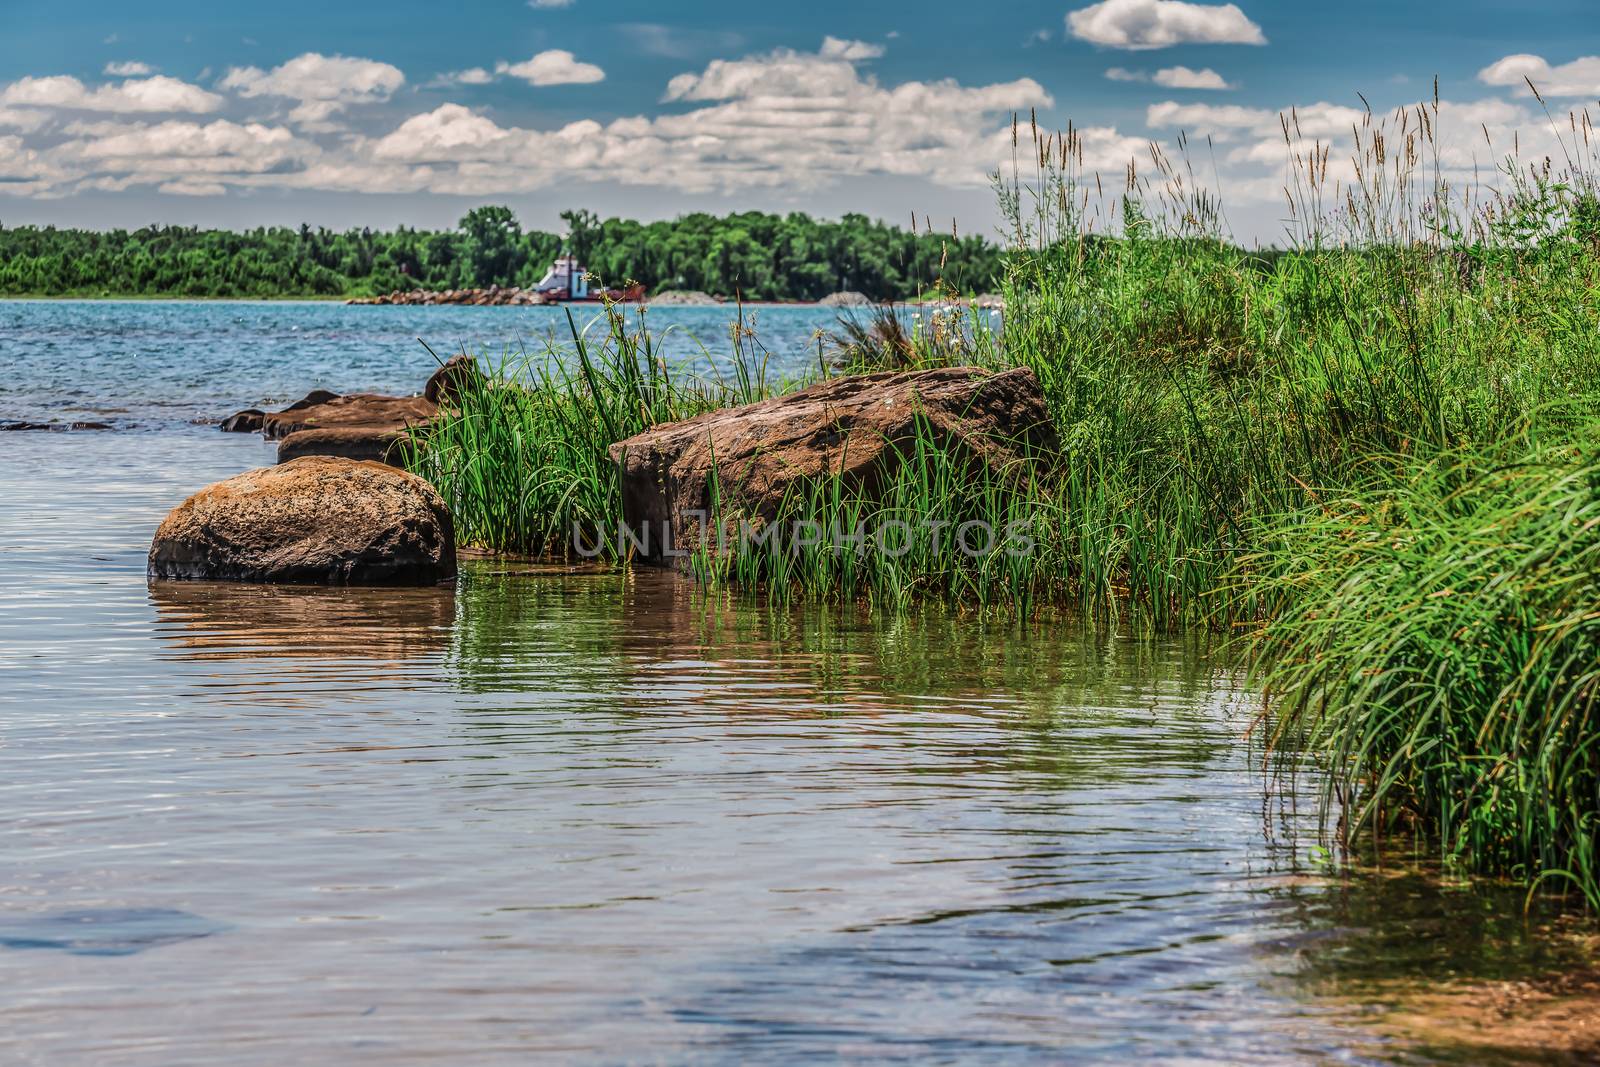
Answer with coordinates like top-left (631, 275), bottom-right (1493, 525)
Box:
top-left (818, 291), bottom-right (872, 308)
top-left (646, 290), bottom-right (722, 306)
top-left (347, 285), bottom-right (553, 307)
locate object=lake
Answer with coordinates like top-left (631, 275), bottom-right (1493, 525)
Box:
top-left (0, 299), bottom-right (878, 430)
top-left (0, 301), bottom-right (1589, 1064)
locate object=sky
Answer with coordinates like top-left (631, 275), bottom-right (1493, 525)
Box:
top-left (0, 0), bottom-right (1596, 243)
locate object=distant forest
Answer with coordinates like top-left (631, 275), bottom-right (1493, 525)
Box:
top-left (0, 207), bottom-right (1003, 302)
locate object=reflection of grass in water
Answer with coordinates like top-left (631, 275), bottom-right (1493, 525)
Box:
top-left (444, 564), bottom-right (1252, 789)
top-left (1280, 868), bottom-right (1600, 1064)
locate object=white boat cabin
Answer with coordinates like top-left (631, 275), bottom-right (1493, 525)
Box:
top-left (534, 254), bottom-right (590, 299)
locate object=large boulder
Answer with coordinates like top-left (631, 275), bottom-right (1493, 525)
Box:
top-left (608, 366), bottom-right (1056, 566)
top-left (148, 457), bottom-right (456, 585)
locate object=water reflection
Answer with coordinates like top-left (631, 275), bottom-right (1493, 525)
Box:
top-left (149, 579), bottom-right (455, 661)
top-left (4, 429), bottom-right (1596, 1065)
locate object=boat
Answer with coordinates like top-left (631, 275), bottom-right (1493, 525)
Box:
top-left (532, 254), bottom-right (645, 303)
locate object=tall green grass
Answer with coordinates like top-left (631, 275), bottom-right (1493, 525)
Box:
top-left (405, 92), bottom-right (1600, 899)
top-left (996, 105), bottom-right (1600, 624)
top-left (403, 308), bottom-right (737, 554)
top-left (1252, 430), bottom-right (1600, 904)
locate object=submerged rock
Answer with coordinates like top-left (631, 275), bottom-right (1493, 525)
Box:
top-left (1, 420), bottom-right (113, 432)
top-left (0, 908), bottom-right (229, 957)
top-left (608, 366), bottom-right (1056, 566)
top-left (148, 457), bottom-right (456, 585)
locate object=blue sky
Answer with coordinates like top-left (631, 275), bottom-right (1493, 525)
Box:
top-left (1, 0), bottom-right (1596, 241)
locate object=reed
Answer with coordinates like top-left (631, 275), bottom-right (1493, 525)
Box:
top-left (401, 307), bottom-right (731, 555)
top-left (1250, 428), bottom-right (1600, 904)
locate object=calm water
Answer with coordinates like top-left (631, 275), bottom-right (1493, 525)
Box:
top-left (0, 299), bottom-right (857, 429)
top-left (0, 303), bottom-right (1589, 1064)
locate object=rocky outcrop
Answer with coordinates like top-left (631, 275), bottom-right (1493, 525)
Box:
top-left (819, 291), bottom-right (872, 307)
top-left (348, 286), bottom-right (553, 307)
top-left (647, 290), bottom-right (722, 306)
top-left (219, 365), bottom-right (481, 464)
top-left (265, 394), bottom-right (434, 465)
top-left (608, 366), bottom-right (1056, 566)
top-left (148, 457), bottom-right (455, 585)
top-left (1, 420), bottom-right (113, 431)
top-left (218, 409), bottom-right (266, 433)
top-left (220, 390), bottom-right (337, 434)
top-left (260, 393), bottom-right (435, 441)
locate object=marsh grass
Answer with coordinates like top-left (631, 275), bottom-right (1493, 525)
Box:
top-left (404, 90), bottom-right (1600, 898)
top-left (1251, 428), bottom-right (1600, 904)
top-left (402, 307), bottom-right (732, 554)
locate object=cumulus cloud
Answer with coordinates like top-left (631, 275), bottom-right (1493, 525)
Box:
top-left (1068, 0), bottom-right (1266, 50)
top-left (819, 37), bottom-right (885, 61)
top-left (365, 39), bottom-right (1060, 196)
top-left (219, 53), bottom-right (404, 127)
top-left (1153, 65), bottom-right (1232, 89)
top-left (495, 50), bottom-right (605, 86)
top-left (103, 61), bottom-right (154, 76)
top-left (1478, 53), bottom-right (1600, 98)
top-left (0, 74), bottom-right (222, 114)
top-left (432, 67), bottom-right (494, 87)
top-left (0, 106), bottom-right (52, 132)
top-left (0, 39), bottom-right (1067, 201)
top-left (1106, 65), bottom-right (1233, 88)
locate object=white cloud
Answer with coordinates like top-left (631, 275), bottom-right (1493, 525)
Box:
top-left (1478, 53), bottom-right (1600, 98)
top-left (1068, 0), bottom-right (1265, 50)
top-left (0, 74), bottom-right (222, 114)
top-left (1153, 65), bottom-right (1232, 89)
top-left (529, 0), bottom-right (574, 6)
top-left (819, 37), bottom-right (885, 61)
top-left (1105, 66), bottom-right (1148, 82)
top-left (0, 106), bottom-right (52, 132)
top-left (367, 39), bottom-right (1060, 196)
top-left (103, 61), bottom-right (154, 76)
top-left (435, 67), bottom-right (494, 86)
top-left (159, 178), bottom-right (228, 195)
top-left (219, 53), bottom-right (404, 127)
top-left (494, 50), bottom-right (605, 86)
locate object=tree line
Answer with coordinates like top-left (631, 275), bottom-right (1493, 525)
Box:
top-left (0, 207), bottom-right (1003, 301)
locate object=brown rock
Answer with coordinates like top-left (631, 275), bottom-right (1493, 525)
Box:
top-left (260, 392), bottom-right (435, 442)
top-left (219, 408), bottom-right (265, 433)
top-left (282, 389), bottom-right (342, 412)
top-left (608, 366), bottom-right (1057, 566)
top-left (277, 426), bottom-right (411, 465)
top-left (148, 457), bottom-right (455, 585)
top-left (423, 355), bottom-right (484, 406)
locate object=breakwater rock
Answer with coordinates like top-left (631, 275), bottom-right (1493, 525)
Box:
top-left (148, 457), bottom-right (456, 585)
top-left (347, 286), bottom-right (554, 307)
top-left (219, 358), bottom-right (478, 465)
top-left (609, 366), bottom-right (1056, 567)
